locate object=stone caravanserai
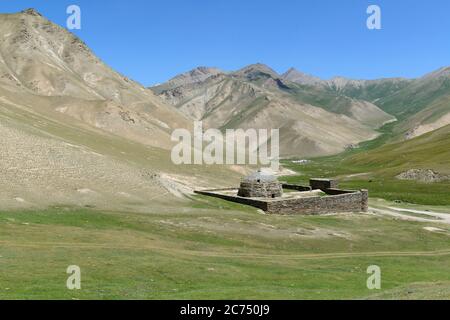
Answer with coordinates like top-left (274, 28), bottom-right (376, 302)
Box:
top-left (195, 170), bottom-right (368, 215)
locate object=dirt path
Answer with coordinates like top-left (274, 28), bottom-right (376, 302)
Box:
top-left (1, 240), bottom-right (450, 260)
top-left (344, 172), bottom-right (371, 179)
top-left (370, 206), bottom-right (450, 225)
top-left (388, 207), bottom-right (450, 224)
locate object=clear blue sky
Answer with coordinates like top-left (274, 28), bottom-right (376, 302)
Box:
top-left (2, 0), bottom-right (450, 85)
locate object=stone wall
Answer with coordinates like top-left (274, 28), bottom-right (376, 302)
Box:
top-left (237, 181), bottom-right (283, 198)
top-left (323, 188), bottom-right (356, 195)
top-left (282, 183), bottom-right (312, 192)
top-left (195, 189), bottom-right (269, 211)
top-left (361, 189), bottom-right (369, 212)
top-left (195, 183), bottom-right (369, 215)
top-left (310, 178), bottom-right (338, 190)
top-left (266, 191), bottom-right (366, 215)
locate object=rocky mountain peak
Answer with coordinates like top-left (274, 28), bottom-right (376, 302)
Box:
top-left (240, 63), bottom-right (278, 75)
top-left (281, 67), bottom-right (322, 85)
top-left (232, 63), bottom-right (280, 81)
top-left (20, 8), bottom-right (42, 17)
top-left (422, 66), bottom-right (450, 80)
top-left (189, 66), bottom-right (223, 77)
top-left (163, 66), bottom-right (224, 88)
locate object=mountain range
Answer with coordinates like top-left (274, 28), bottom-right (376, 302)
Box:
top-left (151, 64), bottom-right (395, 157)
top-left (152, 64), bottom-right (450, 147)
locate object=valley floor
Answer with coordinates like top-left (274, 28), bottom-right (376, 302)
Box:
top-left (0, 196), bottom-right (449, 299)
top-left (1, 122), bottom-right (449, 300)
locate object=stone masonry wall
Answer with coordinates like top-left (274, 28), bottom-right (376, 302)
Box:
top-left (361, 189), bottom-right (369, 212)
top-left (323, 188), bottom-right (356, 195)
top-left (237, 181), bottom-right (283, 198)
top-left (310, 179), bottom-right (338, 190)
top-left (282, 183), bottom-right (312, 192)
top-left (195, 185), bottom-right (369, 215)
top-left (266, 191), bottom-right (365, 215)
top-left (195, 189), bottom-right (269, 211)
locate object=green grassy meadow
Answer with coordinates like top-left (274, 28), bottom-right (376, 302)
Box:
top-left (1, 196), bottom-right (449, 299)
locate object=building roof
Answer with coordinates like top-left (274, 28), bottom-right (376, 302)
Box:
top-left (242, 169), bottom-right (277, 183)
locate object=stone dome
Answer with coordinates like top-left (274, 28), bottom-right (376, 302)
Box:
top-left (238, 170), bottom-right (282, 198)
top-left (242, 170), bottom-right (278, 183)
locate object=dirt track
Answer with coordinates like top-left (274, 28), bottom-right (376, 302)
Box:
top-left (1, 239), bottom-right (450, 261)
top-left (370, 206), bottom-right (450, 225)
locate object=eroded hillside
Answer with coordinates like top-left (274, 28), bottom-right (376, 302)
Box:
top-left (152, 64), bottom-right (395, 158)
top-left (0, 9), bottom-right (242, 210)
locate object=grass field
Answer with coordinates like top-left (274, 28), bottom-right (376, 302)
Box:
top-left (1, 196), bottom-right (449, 299)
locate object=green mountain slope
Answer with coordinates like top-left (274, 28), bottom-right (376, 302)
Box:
top-left (347, 124), bottom-right (450, 175)
top-left (331, 79), bottom-right (412, 105)
top-left (282, 67), bottom-right (450, 142)
top-left (283, 82), bottom-right (395, 128)
top-left (376, 68), bottom-right (450, 120)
